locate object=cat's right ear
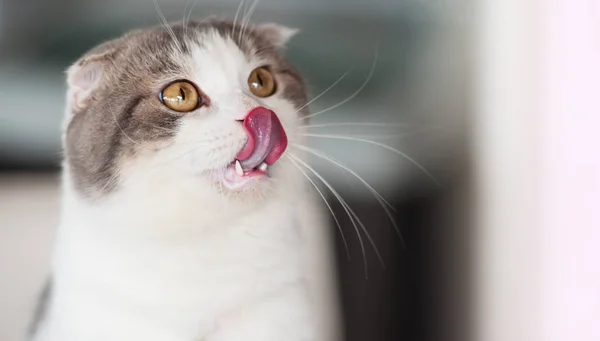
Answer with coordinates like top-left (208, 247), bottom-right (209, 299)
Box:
top-left (66, 44), bottom-right (119, 115)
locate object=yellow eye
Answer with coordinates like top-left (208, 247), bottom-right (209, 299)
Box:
top-left (248, 67), bottom-right (276, 98)
top-left (160, 81), bottom-right (200, 112)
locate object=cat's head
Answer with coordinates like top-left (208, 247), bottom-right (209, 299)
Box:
top-left (63, 18), bottom-right (309, 210)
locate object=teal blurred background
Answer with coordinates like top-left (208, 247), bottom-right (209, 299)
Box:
top-left (0, 1), bottom-right (471, 341)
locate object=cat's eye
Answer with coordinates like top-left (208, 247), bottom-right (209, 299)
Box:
top-left (248, 67), bottom-right (276, 98)
top-left (160, 81), bottom-right (200, 112)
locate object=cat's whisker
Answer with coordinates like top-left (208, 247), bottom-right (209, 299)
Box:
top-left (193, 16), bottom-right (216, 32)
top-left (297, 131), bottom-right (426, 140)
top-left (182, 0), bottom-right (189, 36)
top-left (134, 120), bottom-right (180, 135)
top-left (303, 122), bottom-right (421, 129)
top-left (231, 0), bottom-right (247, 42)
top-left (108, 102), bottom-right (140, 146)
top-left (294, 70), bottom-right (352, 114)
top-left (152, 0), bottom-right (184, 53)
top-left (239, 0), bottom-right (260, 42)
top-left (288, 153), bottom-right (386, 277)
top-left (292, 144), bottom-right (394, 211)
top-left (98, 168), bottom-right (122, 195)
top-left (237, 2), bottom-right (248, 45)
top-left (298, 133), bottom-right (441, 186)
top-left (237, 0), bottom-right (250, 42)
top-left (183, 0), bottom-right (201, 37)
top-left (300, 49), bottom-right (379, 121)
top-left (292, 144), bottom-right (404, 245)
top-left (285, 154), bottom-right (351, 260)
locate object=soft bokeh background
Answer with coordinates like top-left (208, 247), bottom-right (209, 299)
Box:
top-left (3, 1), bottom-right (598, 340)
top-left (0, 0), bottom-right (543, 340)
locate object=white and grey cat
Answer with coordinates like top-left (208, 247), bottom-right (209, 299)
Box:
top-left (29, 17), bottom-right (340, 341)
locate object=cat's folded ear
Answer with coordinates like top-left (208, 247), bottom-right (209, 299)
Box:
top-left (254, 23), bottom-right (298, 48)
top-left (66, 41), bottom-right (122, 115)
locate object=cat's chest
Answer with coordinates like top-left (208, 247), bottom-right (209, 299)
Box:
top-left (57, 215), bottom-right (302, 297)
top-left (48, 217), bottom-right (303, 341)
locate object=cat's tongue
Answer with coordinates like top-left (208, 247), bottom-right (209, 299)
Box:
top-left (236, 107), bottom-right (287, 171)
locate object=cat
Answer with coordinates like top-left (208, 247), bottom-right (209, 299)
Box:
top-left (29, 17), bottom-right (341, 341)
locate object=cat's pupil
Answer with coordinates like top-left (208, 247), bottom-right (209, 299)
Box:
top-left (179, 87), bottom-right (185, 101)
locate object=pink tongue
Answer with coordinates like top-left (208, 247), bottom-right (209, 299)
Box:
top-left (236, 107), bottom-right (288, 171)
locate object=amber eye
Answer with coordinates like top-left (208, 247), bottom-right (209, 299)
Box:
top-left (159, 81), bottom-right (200, 112)
top-left (248, 67), bottom-right (276, 98)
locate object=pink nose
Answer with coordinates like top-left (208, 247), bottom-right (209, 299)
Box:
top-left (236, 107), bottom-right (288, 170)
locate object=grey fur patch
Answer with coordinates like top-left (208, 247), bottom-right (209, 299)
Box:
top-left (65, 18), bottom-right (307, 198)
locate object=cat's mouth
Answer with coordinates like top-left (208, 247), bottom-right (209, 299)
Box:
top-left (222, 160), bottom-right (269, 190)
top-left (221, 107), bottom-right (288, 190)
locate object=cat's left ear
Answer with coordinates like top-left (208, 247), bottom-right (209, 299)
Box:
top-left (254, 23), bottom-right (298, 48)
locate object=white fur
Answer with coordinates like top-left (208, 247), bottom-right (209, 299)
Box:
top-left (34, 30), bottom-right (333, 341)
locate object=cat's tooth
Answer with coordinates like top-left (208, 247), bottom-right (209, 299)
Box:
top-left (235, 160), bottom-right (244, 176)
top-left (258, 162), bottom-right (268, 172)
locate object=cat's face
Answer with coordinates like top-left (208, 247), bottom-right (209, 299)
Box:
top-left (64, 19), bottom-right (308, 206)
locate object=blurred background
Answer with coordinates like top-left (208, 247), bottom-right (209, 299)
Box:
top-left (4, 1), bottom-right (598, 341)
top-left (3, 0), bottom-right (470, 340)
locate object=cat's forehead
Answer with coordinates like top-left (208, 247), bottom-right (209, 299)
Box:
top-left (121, 20), bottom-right (273, 68)
top-left (101, 20), bottom-right (288, 90)
top-left (184, 31), bottom-right (266, 92)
